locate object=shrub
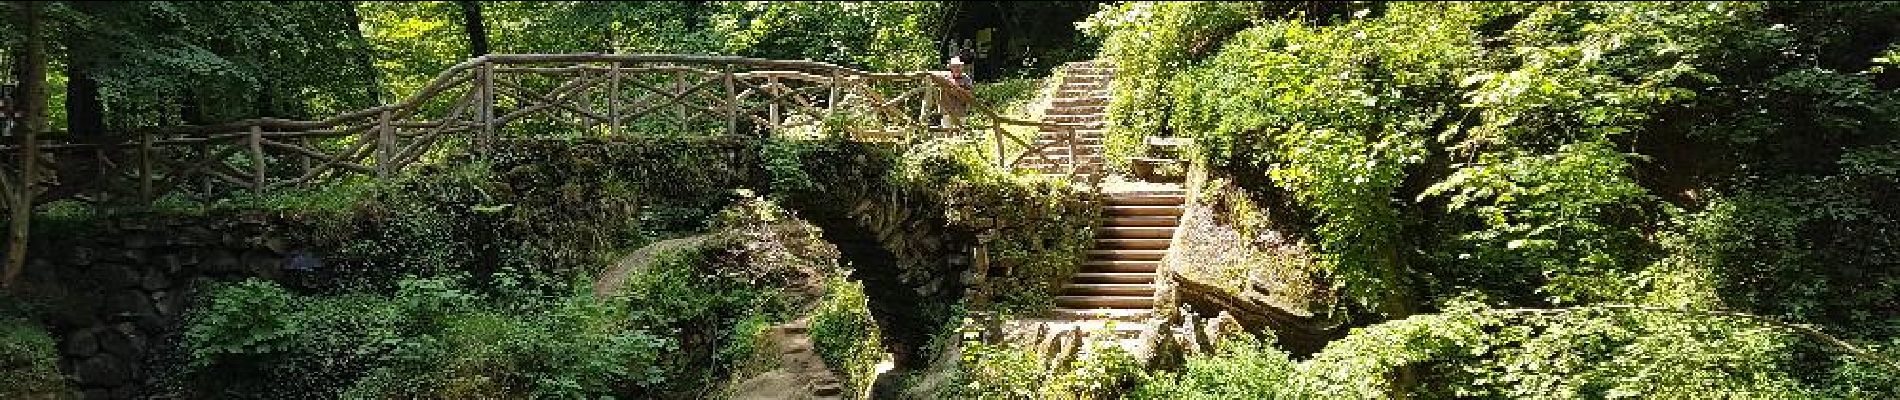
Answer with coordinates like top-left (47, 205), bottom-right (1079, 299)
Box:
top-left (0, 314), bottom-right (71, 399)
top-left (952, 338), bottom-right (1147, 400)
top-left (177, 277), bottom-right (675, 399)
top-left (1131, 334), bottom-right (1295, 400)
top-left (809, 277), bottom-right (886, 398)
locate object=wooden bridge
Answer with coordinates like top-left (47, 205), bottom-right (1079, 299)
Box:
top-left (0, 53), bottom-right (1096, 210)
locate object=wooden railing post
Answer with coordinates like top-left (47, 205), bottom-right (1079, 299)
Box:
top-left (477, 63), bottom-right (495, 156)
top-left (138, 133), bottom-right (153, 202)
top-left (247, 125), bottom-right (265, 194)
top-left (914, 81), bottom-right (932, 142)
top-left (724, 63), bottom-right (738, 136)
top-left (674, 69), bottom-right (688, 133)
top-left (376, 109), bottom-right (394, 180)
top-left (767, 76), bottom-right (781, 134)
top-left (298, 136), bottom-right (312, 180)
top-left (608, 62), bottom-right (621, 137)
top-left (993, 126), bottom-right (1007, 168)
top-left (827, 70), bottom-right (841, 117)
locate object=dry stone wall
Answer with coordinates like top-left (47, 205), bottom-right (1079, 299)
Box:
top-left (21, 213), bottom-right (306, 400)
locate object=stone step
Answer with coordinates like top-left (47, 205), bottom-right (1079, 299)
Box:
top-left (1027, 157), bottom-right (1102, 167)
top-left (1103, 215), bottom-right (1180, 227)
top-left (1051, 98), bottom-right (1108, 107)
top-left (1098, 226), bottom-right (1176, 239)
top-left (1043, 108), bottom-right (1106, 117)
top-left (1080, 260), bottom-right (1158, 273)
top-left (1021, 160), bottom-right (1102, 168)
top-left (1055, 295), bottom-right (1152, 309)
top-left (1037, 128), bottom-right (1106, 136)
top-left (1060, 83), bottom-right (1108, 91)
top-left (1029, 152), bottom-right (1102, 161)
top-left (1034, 137), bottom-right (1105, 145)
top-left (1049, 308), bottom-right (1152, 321)
top-left (1062, 283), bottom-right (1157, 296)
top-left (1029, 156), bottom-right (1101, 166)
top-left (1105, 205), bottom-right (1184, 217)
top-left (1056, 89), bottom-right (1109, 98)
top-left (1086, 249), bottom-right (1167, 261)
top-left (1023, 167), bottom-right (1102, 176)
top-left (1095, 238), bottom-right (1171, 250)
top-left (1105, 194), bottom-right (1186, 206)
top-left (1036, 144), bottom-right (1105, 152)
top-left (1046, 115), bottom-right (1104, 123)
top-left (1034, 173), bottom-right (1095, 182)
top-left (1071, 272), bottom-right (1156, 284)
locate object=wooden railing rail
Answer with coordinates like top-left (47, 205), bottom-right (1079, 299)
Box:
top-left (0, 53), bottom-right (1095, 207)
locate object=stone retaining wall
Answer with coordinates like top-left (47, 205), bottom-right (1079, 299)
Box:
top-left (20, 214), bottom-right (304, 400)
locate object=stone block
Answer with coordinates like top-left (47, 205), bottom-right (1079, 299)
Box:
top-left (140, 269), bottom-right (169, 291)
top-left (119, 248), bottom-right (148, 264)
top-left (70, 246), bottom-right (98, 267)
top-left (97, 264), bottom-right (142, 290)
top-left (205, 249), bottom-right (240, 273)
top-left (105, 291), bottom-right (153, 321)
top-left (97, 325), bottom-right (144, 359)
top-left (74, 353), bottom-right (127, 387)
top-left (63, 327), bottom-right (101, 358)
top-left (123, 232), bottom-right (154, 249)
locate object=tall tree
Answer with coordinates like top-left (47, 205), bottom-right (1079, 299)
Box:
top-left (345, 1), bottom-right (383, 104)
top-left (4, 0), bottom-right (47, 291)
top-left (458, 0), bottom-right (489, 57)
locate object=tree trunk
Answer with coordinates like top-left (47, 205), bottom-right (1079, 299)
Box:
top-left (5, 1), bottom-right (48, 291)
top-left (345, 1), bottom-right (385, 105)
top-left (63, 65), bottom-right (104, 136)
top-left (457, 0), bottom-right (489, 58)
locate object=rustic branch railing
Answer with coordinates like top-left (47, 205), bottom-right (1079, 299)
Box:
top-left (0, 53), bottom-right (1092, 207)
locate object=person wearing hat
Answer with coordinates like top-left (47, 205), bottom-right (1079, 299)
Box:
top-left (940, 49), bottom-right (976, 128)
top-left (948, 49), bottom-right (975, 90)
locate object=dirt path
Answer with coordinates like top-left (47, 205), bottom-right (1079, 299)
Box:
top-left (592, 233), bottom-right (716, 298)
top-left (729, 320), bottom-right (847, 400)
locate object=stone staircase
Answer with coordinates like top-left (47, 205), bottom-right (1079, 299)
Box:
top-left (1052, 189), bottom-right (1184, 320)
top-left (1007, 60), bottom-right (1189, 321)
top-left (1018, 61), bottom-right (1112, 183)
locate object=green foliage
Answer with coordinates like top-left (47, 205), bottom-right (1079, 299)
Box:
top-left (710, 1), bottom-right (943, 71)
top-left (898, 140), bottom-right (1100, 314)
top-left (482, 2), bottom-right (720, 55)
top-left (1131, 334), bottom-right (1294, 400)
top-left (953, 339), bottom-right (1147, 400)
top-left (1130, 305), bottom-right (1895, 399)
top-left (1424, 142), bottom-right (1655, 305)
top-left (359, 1), bottom-right (467, 101)
top-left (1292, 305), bottom-right (1841, 399)
top-left (178, 277), bottom-right (673, 399)
top-left (1080, 1), bottom-right (1265, 172)
top-left (39, 1), bottom-right (380, 127)
top-left (809, 277), bottom-right (885, 398)
top-left (972, 77), bottom-right (1047, 119)
top-left (1092, 1), bottom-right (1900, 324)
top-left (0, 314), bottom-right (71, 399)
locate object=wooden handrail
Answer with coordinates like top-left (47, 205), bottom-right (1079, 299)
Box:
top-left (0, 53), bottom-right (1100, 205)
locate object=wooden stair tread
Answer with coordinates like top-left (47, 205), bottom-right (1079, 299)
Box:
top-left (1071, 272), bottom-right (1157, 283)
top-left (1094, 238), bottom-right (1171, 250)
top-left (1055, 295), bottom-right (1153, 309)
top-left (1097, 226), bottom-right (1176, 239)
top-left (1085, 249), bottom-right (1167, 261)
top-left (1102, 216), bottom-right (1180, 227)
top-left (1105, 205), bottom-right (1184, 216)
